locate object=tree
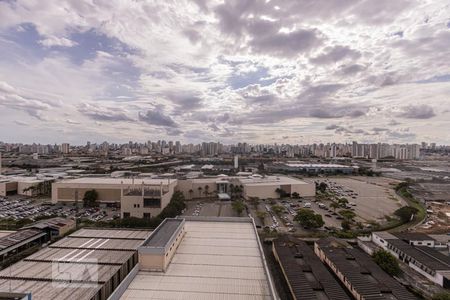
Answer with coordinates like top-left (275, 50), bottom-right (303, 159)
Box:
top-left (232, 200), bottom-right (245, 216)
top-left (275, 188), bottom-right (283, 198)
top-left (294, 208), bottom-right (324, 228)
top-left (394, 206), bottom-right (419, 222)
top-left (291, 192), bottom-right (300, 199)
top-left (317, 182), bottom-right (328, 193)
top-left (339, 209), bottom-right (356, 222)
top-left (188, 189), bottom-right (194, 199)
top-left (158, 191), bottom-right (186, 219)
top-left (271, 205), bottom-right (285, 216)
top-left (197, 186), bottom-right (203, 198)
top-left (432, 292), bottom-right (450, 300)
top-left (204, 185), bottom-right (209, 198)
top-left (256, 211), bottom-right (267, 223)
top-left (341, 220), bottom-right (351, 231)
top-left (83, 189), bottom-right (98, 207)
top-left (338, 198), bottom-right (349, 206)
top-left (373, 249), bottom-right (401, 276)
top-left (330, 201), bottom-right (340, 212)
top-left (249, 197), bottom-right (259, 209)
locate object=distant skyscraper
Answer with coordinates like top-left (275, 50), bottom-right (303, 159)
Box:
top-left (61, 143), bottom-right (70, 154)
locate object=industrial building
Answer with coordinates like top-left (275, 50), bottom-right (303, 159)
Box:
top-left (23, 217), bottom-right (76, 240)
top-left (138, 218), bottom-right (185, 272)
top-left (0, 228), bottom-right (152, 300)
top-left (0, 176), bottom-right (53, 197)
top-left (273, 237), bottom-right (350, 300)
top-left (176, 175), bottom-right (315, 200)
top-left (113, 216), bottom-right (276, 299)
top-left (372, 231), bottom-right (450, 288)
top-left (0, 229), bottom-right (47, 264)
top-left (239, 175), bottom-right (315, 199)
top-left (270, 162), bottom-right (358, 174)
top-left (315, 237), bottom-right (417, 300)
top-left (52, 175), bottom-right (315, 208)
top-left (51, 178), bottom-right (177, 218)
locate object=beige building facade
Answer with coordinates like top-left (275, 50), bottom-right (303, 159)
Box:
top-left (176, 175), bottom-right (315, 200)
top-left (52, 178), bottom-right (177, 218)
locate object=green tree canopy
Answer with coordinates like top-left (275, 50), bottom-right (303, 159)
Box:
top-left (373, 249), bottom-right (401, 276)
top-left (330, 201), bottom-right (340, 212)
top-left (271, 205), bottom-right (285, 215)
top-left (339, 209), bottom-right (356, 221)
top-left (341, 220), bottom-right (351, 231)
top-left (294, 208), bottom-right (324, 228)
top-left (232, 200), bottom-right (245, 216)
top-left (432, 292), bottom-right (450, 300)
top-left (394, 206), bottom-right (419, 222)
top-left (317, 182), bottom-right (328, 193)
top-left (338, 198), bottom-right (349, 205)
top-left (83, 189), bottom-right (99, 207)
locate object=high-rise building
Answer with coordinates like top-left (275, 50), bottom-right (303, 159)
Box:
top-left (61, 143), bottom-right (70, 154)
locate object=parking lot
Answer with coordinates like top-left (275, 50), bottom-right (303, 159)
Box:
top-left (182, 201), bottom-right (240, 217)
top-left (0, 195), bottom-right (118, 223)
top-left (324, 177), bottom-right (405, 224)
top-left (251, 176), bottom-right (406, 233)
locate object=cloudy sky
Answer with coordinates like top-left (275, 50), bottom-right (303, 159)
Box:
top-left (0, 0), bottom-right (449, 145)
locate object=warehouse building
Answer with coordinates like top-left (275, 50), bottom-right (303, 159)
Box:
top-left (0, 176), bottom-right (53, 197)
top-left (315, 237), bottom-right (417, 300)
top-left (51, 178), bottom-right (177, 218)
top-left (0, 228), bottom-right (152, 300)
top-left (23, 217), bottom-right (75, 240)
top-left (176, 175), bottom-right (315, 200)
top-left (0, 229), bottom-right (47, 263)
top-left (273, 237), bottom-right (350, 300)
top-left (239, 175), bottom-right (315, 199)
top-left (113, 216), bottom-right (276, 299)
top-left (372, 231), bottom-right (450, 288)
top-left (138, 218), bottom-right (185, 272)
top-left (270, 162), bottom-right (358, 174)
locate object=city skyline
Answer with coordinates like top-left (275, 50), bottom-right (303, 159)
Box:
top-left (1, 1), bottom-right (450, 145)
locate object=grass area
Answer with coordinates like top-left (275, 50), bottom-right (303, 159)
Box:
top-left (389, 184), bottom-right (426, 232)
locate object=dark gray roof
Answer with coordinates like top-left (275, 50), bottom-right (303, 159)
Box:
top-left (388, 239), bottom-right (450, 271)
top-left (393, 232), bottom-right (435, 242)
top-left (143, 218), bottom-right (183, 247)
top-left (316, 238), bottom-right (417, 300)
top-left (274, 237), bottom-right (350, 300)
top-left (0, 229), bottom-right (46, 251)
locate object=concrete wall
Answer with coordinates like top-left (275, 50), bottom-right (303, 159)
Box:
top-left (52, 183), bottom-right (122, 204)
top-left (139, 223), bottom-right (185, 272)
top-left (244, 184), bottom-right (279, 199)
top-left (243, 182), bottom-right (315, 199)
top-left (0, 182), bottom-right (18, 196)
top-left (176, 179), bottom-right (218, 200)
top-left (290, 183), bottom-right (315, 197)
top-left (121, 181), bottom-right (177, 218)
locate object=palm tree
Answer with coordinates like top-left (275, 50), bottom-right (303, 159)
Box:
top-left (330, 201), bottom-right (340, 213)
top-left (198, 186), bottom-right (203, 198)
top-left (188, 189), bottom-right (194, 199)
top-left (204, 185), bottom-right (209, 199)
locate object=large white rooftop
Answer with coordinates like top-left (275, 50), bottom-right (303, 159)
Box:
top-left (284, 163), bottom-right (355, 168)
top-left (57, 177), bottom-right (176, 185)
top-left (239, 175), bottom-right (310, 186)
top-left (120, 220), bottom-right (274, 300)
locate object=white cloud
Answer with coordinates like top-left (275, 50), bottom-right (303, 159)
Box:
top-left (39, 36), bottom-right (77, 47)
top-left (0, 0), bottom-right (449, 144)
